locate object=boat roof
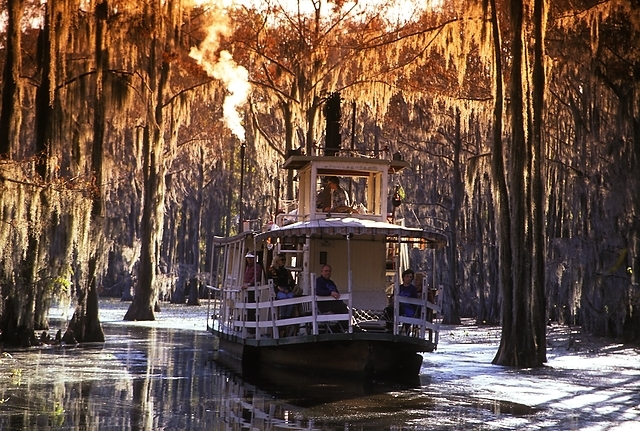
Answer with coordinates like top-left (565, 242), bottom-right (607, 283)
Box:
top-left (210, 230), bottom-right (254, 245)
top-left (255, 217), bottom-right (447, 248)
top-left (282, 155), bottom-right (409, 174)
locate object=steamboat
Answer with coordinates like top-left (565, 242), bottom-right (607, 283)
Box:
top-left (207, 152), bottom-right (447, 381)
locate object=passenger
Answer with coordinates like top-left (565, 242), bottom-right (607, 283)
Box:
top-left (398, 269), bottom-right (418, 318)
top-left (383, 269), bottom-right (418, 332)
top-left (268, 253), bottom-right (295, 319)
top-left (323, 176), bottom-right (349, 212)
top-left (242, 252), bottom-right (262, 333)
top-left (315, 264), bottom-right (349, 316)
top-left (414, 271), bottom-right (425, 320)
top-left (243, 252), bottom-right (262, 288)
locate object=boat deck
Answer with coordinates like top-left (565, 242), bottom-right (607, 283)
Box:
top-left (213, 328), bottom-right (436, 351)
top-left (206, 281), bottom-right (442, 350)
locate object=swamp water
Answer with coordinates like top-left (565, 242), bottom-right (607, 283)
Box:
top-left (0, 299), bottom-right (638, 430)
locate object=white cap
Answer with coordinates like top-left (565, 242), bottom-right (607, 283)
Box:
top-left (245, 252), bottom-right (255, 258)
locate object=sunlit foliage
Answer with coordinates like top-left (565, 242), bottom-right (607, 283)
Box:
top-left (0, 0), bottom-right (638, 349)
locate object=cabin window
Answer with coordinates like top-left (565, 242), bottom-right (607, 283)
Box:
top-left (314, 174), bottom-right (381, 215)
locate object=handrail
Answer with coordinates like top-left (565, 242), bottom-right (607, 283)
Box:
top-left (210, 283), bottom-right (440, 342)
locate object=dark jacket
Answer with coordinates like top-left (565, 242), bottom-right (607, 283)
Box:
top-left (268, 265), bottom-right (294, 292)
top-left (316, 275), bottom-right (339, 296)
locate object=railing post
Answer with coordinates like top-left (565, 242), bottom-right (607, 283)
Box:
top-left (242, 289), bottom-right (248, 338)
top-left (420, 287), bottom-right (427, 339)
top-left (311, 272), bottom-right (318, 335)
top-left (346, 234), bottom-right (353, 333)
top-left (393, 290), bottom-right (399, 335)
top-left (269, 280), bottom-right (278, 339)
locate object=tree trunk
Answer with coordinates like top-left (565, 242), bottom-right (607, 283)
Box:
top-left (68, 0), bottom-right (107, 343)
top-left (125, 19), bottom-right (171, 320)
top-left (125, 121), bottom-right (163, 321)
top-left (622, 60), bottom-right (640, 343)
top-left (0, 0), bottom-right (24, 157)
top-left (630, 106), bottom-right (640, 342)
top-left (283, 101), bottom-right (296, 200)
top-left (1, 233), bottom-right (39, 346)
top-left (171, 198), bottom-right (187, 304)
top-left (493, 0), bottom-right (547, 367)
top-left (225, 148), bottom-right (234, 237)
top-left (188, 147), bottom-right (204, 305)
top-left (1, 12), bottom-right (54, 346)
top-left (68, 251), bottom-right (105, 343)
top-left (34, 13), bottom-right (53, 180)
top-left (444, 109), bottom-right (462, 324)
top-left (33, 283), bottom-right (51, 331)
top-left (507, 0), bottom-right (530, 366)
top-left (530, 0), bottom-right (548, 364)
top-left (487, 0), bottom-right (515, 365)
top-left (306, 96), bottom-right (320, 155)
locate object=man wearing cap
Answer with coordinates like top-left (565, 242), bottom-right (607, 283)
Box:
top-left (243, 251), bottom-right (263, 287)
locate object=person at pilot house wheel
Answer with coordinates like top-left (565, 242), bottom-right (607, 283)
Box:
top-left (322, 176), bottom-right (350, 212)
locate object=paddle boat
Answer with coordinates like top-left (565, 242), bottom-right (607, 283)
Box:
top-left (207, 153), bottom-right (447, 381)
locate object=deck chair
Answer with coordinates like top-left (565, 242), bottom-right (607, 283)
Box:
top-left (315, 297), bottom-right (349, 333)
top-left (316, 312), bottom-right (346, 334)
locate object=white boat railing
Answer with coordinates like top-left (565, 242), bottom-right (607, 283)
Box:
top-left (395, 284), bottom-right (443, 344)
top-left (207, 283), bottom-right (442, 345)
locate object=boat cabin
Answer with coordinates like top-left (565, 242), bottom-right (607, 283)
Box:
top-left (281, 155), bottom-right (409, 223)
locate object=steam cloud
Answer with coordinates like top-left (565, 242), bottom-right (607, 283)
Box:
top-left (189, 12), bottom-right (250, 142)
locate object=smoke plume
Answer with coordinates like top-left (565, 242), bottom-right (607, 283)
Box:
top-left (189, 8), bottom-right (250, 141)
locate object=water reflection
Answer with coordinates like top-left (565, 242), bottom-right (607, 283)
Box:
top-left (0, 322), bottom-right (432, 430)
top-left (0, 312), bottom-right (637, 430)
top-left (1, 326), bottom-right (220, 430)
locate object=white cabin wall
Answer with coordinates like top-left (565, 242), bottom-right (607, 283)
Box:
top-left (308, 236), bottom-right (388, 310)
top-left (349, 240), bottom-right (386, 291)
top-left (350, 240), bottom-right (388, 310)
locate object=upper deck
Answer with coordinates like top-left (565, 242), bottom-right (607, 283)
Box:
top-left (281, 155), bottom-right (409, 223)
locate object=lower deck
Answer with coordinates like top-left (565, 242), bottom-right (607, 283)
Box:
top-left (206, 280), bottom-right (442, 346)
top-left (213, 326), bottom-right (436, 350)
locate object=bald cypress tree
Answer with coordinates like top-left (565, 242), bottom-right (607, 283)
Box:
top-left (0, 0), bottom-right (24, 158)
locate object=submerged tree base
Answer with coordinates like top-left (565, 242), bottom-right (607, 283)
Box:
top-left (123, 297), bottom-right (156, 321)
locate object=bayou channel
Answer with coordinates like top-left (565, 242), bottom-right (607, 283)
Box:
top-left (0, 299), bottom-right (638, 430)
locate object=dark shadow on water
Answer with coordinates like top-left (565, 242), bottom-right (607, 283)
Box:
top-left (468, 398), bottom-right (542, 416)
top-left (247, 363), bottom-right (422, 408)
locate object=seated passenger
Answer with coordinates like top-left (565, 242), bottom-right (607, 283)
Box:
top-left (383, 269), bottom-right (418, 329)
top-left (268, 254), bottom-right (295, 319)
top-left (315, 264), bottom-right (349, 315)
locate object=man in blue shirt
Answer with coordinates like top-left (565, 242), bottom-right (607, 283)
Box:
top-left (315, 264), bottom-right (349, 315)
top-left (398, 269), bottom-right (418, 318)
